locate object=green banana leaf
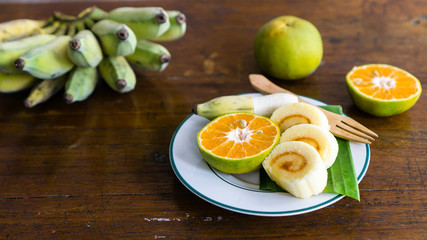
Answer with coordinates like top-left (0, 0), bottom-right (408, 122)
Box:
top-left (259, 105), bottom-right (360, 201)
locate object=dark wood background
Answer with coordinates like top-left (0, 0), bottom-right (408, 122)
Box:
top-left (0, 0), bottom-right (425, 239)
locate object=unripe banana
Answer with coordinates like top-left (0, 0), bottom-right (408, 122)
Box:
top-left (14, 35), bottom-right (75, 79)
top-left (196, 95), bottom-right (253, 120)
top-left (24, 75), bottom-right (67, 108)
top-left (270, 102), bottom-right (330, 133)
top-left (107, 7), bottom-right (170, 40)
top-left (280, 124), bottom-right (338, 169)
top-left (99, 56), bottom-right (136, 93)
top-left (67, 30), bottom-right (103, 67)
top-left (91, 19), bottom-right (137, 56)
top-left (125, 40), bottom-right (170, 72)
top-left (0, 34), bottom-right (56, 73)
top-left (88, 7), bottom-right (108, 21)
top-left (0, 19), bottom-right (47, 42)
top-left (263, 141), bottom-right (328, 199)
top-left (64, 67), bottom-right (98, 103)
top-left (194, 93), bottom-right (299, 120)
top-left (0, 71), bottom-right (36, 93)
top-left (151, 11), bottom-right (186, 41)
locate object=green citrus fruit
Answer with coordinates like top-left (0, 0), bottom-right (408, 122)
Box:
top-left (197, 113), bottom-right (280, 174)
top-left (346, 64), bottom-right (422, 117)
top-left (253, 16), bottom-right (323, 80)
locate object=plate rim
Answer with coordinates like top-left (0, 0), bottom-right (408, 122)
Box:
top-left (169, 94), bottom-right (370, 216)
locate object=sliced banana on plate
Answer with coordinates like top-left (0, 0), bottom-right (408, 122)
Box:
top-left (279, 124), bottom-right (338, 169)
top-left (262, 141), bottom-right (328, 199)
top-left (270, 102), bottom-right (329, 133)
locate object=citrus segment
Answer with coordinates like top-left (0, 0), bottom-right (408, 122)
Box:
top-left (197, 113), bottom-right (280, 174)
top-left (346, 64), bottom-right (422, 117)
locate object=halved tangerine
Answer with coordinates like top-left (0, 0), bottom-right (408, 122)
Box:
top-left (346, 64), bottom-right (422, 117)
top-left (197, 113), bottom-right (280, 174)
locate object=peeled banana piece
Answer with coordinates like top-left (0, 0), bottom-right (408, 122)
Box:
top-left (99, 56), bottom-right (136, 93)
top-left (107, 7), bottom-right (170, 40)
top-left (125, 40), bottom-right (170, 72)
top-left (67, 30), bottom-right (103, 67)
top-left (280, 124), bottom-right (338, 168)
top-left (263, 141), bottom-right (328, 199)
top-left (0, 71), bottom-right (36, 93)
top-left (15, 35), bottom-right (74, 79)
top-left (270, 102), bottom-right (330, 133)
top-left (0, 34), bottom-right (57, 73)
top-left (91, 19), bottom-right (137, 57)
top-left (195, 93), bottom-right (298, 120)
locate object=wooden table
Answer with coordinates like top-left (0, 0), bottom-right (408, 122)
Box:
top-left (0, 0), bottom-right (426, 239)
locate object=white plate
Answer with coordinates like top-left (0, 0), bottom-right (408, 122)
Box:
top-left (169, 93), bottom-right (370, 217)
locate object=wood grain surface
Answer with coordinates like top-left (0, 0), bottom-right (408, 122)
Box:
top-left (0, 0), bottom-right (426, 239)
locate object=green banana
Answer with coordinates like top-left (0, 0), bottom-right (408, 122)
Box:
top-left (195, 95), bottom-right (254, 120)
top-left (194, 93), bottom-right (299, 120)
top-left (152, 11), bottom-right (186, 41)
top-left (125, 40), bottom-right (170, 72)
top-left (0, 34), bottom-right (57, 73)
top-left (88, 7), bottom-right (108, 21)
top-left (67, 30), bottom-right (103, 67)
top-left (14, 35), bottom-right (75, 79)
top-left (64, 66), bottom-right (97, 103)
top-left (24, 75), bottom-right (67, 108)
top-left (107, 7), bottom-right (170, 40)
top-left (99, 56), bottom-right (136, 93)
top-left (0, 19), bottom-right (47, 42)
top-left (91, 19), bottom-right (137, 56)
top-left (0, 71), bottom-right (36, 93)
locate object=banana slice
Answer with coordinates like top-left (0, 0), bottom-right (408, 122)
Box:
top-left (262, 141), bottom-right (327, 199)
top-left (270, 102), bottom-right (329, 133)
top-left (279, 124), bottom-right (338, 168)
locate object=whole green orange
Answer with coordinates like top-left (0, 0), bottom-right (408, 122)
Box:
top-left (254, 16), bottom-right (323, 80)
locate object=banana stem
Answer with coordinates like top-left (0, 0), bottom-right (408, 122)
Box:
top-left (84, 17), bottom-right (95, 28)
top-left (53, 22), bottom-right (68, 35)
top-left (67, 22), bottom-right (76, 36)
top-left (77, 6), bottom-right (96, 19)
top-left (76, 20), bottom-right (85, 32)
top-left (53, 11), bottom-right (78, 22)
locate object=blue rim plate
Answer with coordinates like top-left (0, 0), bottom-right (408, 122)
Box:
top-left (169, 93), bottom-right (370, 216)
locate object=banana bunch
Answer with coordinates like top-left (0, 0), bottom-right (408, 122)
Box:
top-left (0, 6), bottom-right (186, 107)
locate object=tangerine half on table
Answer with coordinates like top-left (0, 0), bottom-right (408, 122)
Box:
top-left (197, 113), bottom-right (280, 174)
top-left (346, 64), bottom-right (422, 117)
